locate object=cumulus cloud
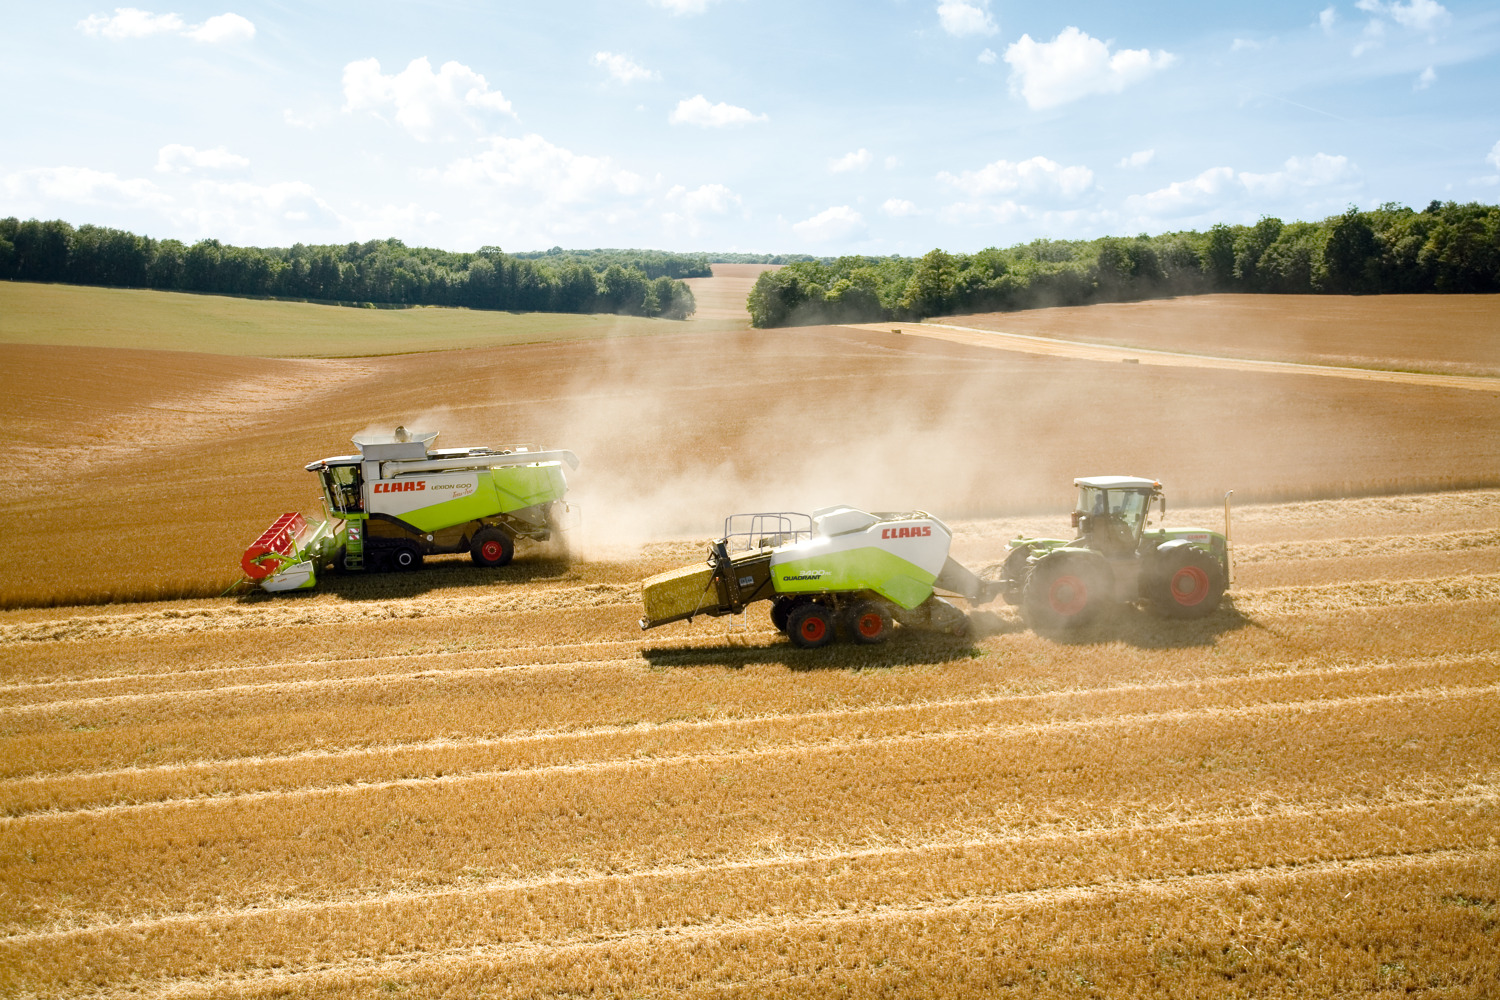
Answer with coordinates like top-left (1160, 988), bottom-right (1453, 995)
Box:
top-left (77, 7), bottom-right (253, 42)
top-left (792, 205), bottom-right (866, 243)
top-left (882, 198), bottom-right (919, 217)
top-left (663, 183), bottom-right (741, 236)
top-left (1004, 27), bottom-right (1175, 110)
top-left (978, 48), bottom-right (997, 64)
top-left (1118, 149), bottom-right (1155, 169)
top-left (442, 133), bottom-right (644, 205)
top-left (1415, 65), bottom-right (1437, 89)
top-left (1231, 38), bottom-right (1261, 51)
top-left (669, 95), bottom-right (768, 127)
top-left (651, 0), bottom-right (722, 13)
top-left (342, 57), bottom-right (514, 140)
top-left (1319, 6), bottom-right (1338, 31)
top-left (1126, 154), bottom-right (1358, 219)
top-left (1357, 0), bottom-right (1451, 33)
top-left (1485, 139), bottom-right (1500, 171)
top-left (592, 51), bottom-right (658, 84)
top-left (829, 149), bottom-right (871, 173)
top-left (937, 0), bottom-right (997, 37)
top-left (938, 154), bottom-right (1095, 200)
top-left (155, 144), bottom-right (249, 173)
top-left (1, 165), bottom-right (169, 209)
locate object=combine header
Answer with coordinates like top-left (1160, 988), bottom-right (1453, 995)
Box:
top-left (239, 427), bottom-right (578, 593)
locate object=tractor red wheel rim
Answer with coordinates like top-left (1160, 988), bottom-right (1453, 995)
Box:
top-left (856, 612), bottom-right (884, 638)
top-left (1170, 566), bottom-right (1210, 605)
top-left (480, 540), bottom-right (504, 561)
top-left (1048, 575), bottom-right (1088, 615)
top-left (799, 616), bottom-right (827, 641)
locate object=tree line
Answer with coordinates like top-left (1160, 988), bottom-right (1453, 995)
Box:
top-left (747, 201), bottom-right (1500, 328)
top-left (0, 219), bottom-right (698, 320)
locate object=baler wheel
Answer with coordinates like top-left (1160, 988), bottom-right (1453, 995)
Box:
top-left (842, 601), bottom-right (892, 644)
top-left (470, 528), bottom-right (515, 568)
top-left (786, 603), bottom-right (836, 649)
top-left (1147, 547), bottom-right (1225, 618)
top-left (770, 597), bottom-right (797, 634)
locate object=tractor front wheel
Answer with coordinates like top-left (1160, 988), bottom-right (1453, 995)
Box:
top-left (786, 603), bottom-right (836, 649)
top-left (470, 528), bottom-right (515, 568)
top-left (842, 600), bottom-right (892, 644)
top-left (1147, 547), bottom-right (1226, 618)
top-left (1023, 555), bottom-right (1108, 630)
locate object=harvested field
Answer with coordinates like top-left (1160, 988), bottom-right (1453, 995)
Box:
top-left (3, 284), bottom-right (1499, 996)
top-left (681, 262), bottom-right (778, 322)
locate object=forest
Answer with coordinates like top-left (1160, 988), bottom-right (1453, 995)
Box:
top-left (747, 201), bottom-right (1500, 327)
top-left (0, 220), bottom-right (698, 320)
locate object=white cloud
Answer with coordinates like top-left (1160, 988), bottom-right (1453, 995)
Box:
top-left (1004, 27), bottom-right (1175, 110)
top-left (1, 165), bottom-right (170, 209)
top-left (1358, 0), bottom-right (1451, 32)
top-left (1231, 38), bottom-right (1261, 51)
top-left (1117, 149), bottom-right (1155, 169)
top-left (77, 7), bottom-right (253, 42)
top-left (442, 133), bottom-right (644, 205)
top-left (1485, 140), bottom-right (1500, 171)
top-left (937, 1), bottom-right (997, 38)
top-left (342, 57), bottom-right (514, 141)
top-left (651, 0), bottom-right (721, 13)
top-left (792, 205), bottom-right (866, 243)
top-left (882, 198), bottom-right (919, 217)
top-left (829, 149), bottom-right (871, 173)
top-left (669, 95), bottom-right (767, 127)
top-left (155, 144), bottom-right (249, 173)
top-left (1126, 154), bottom-right (1359, 219)
top-left (1415, 65), bottom-right (1437, 89)
top-left (663, 183), bottom-right (741, 236)
top-left (884, 156), bottom-right (901, 170)
top-left (283, 108), bottom-right (320, 130)
top-left (1319, 6), bottom-right (1338, 32)
top-left (978, 48), bottom-right (997, 64)
top-left (938, 155), bottom-right (1095, 200)
top-left (182, 179), bottom-right (340, 232)
top-left (592, 51), bottom-right (658, 84)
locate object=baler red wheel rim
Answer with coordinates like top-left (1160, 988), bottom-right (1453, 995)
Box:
top-left (799, 615), bottom-right (828, 642)
top-left (856, 612), bottom-right (884, 638)
top-left (1170, 565), bottom-right (1211, 606)
top-left (1048, 575), bottom-right (1089, 615)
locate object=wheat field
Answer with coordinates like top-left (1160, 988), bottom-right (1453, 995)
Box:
top-left (2, 488), bottom-right (1498, 998)
top-left (3, 288), bottom-right (1498, 996)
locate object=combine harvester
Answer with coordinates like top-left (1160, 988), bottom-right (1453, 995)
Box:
top-left (640, 477), bottom-right (1231, 646)
top-left (239, 428), bottom-right (578, 593)
top-left (640, 506), bottom-right (1000, 647)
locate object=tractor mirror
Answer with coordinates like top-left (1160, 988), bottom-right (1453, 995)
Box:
top-left (1159, 496), bottom-right (1167, 517)
top-left (1071, 511), bottom-right (1082, 528)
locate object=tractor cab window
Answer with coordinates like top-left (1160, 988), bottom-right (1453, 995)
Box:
top-left (1076, 487), bottom-right (1152, 553)
top-left (321, 464), bottom-right (363, 513)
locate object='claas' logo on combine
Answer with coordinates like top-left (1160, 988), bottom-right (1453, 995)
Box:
top-left (374, 481), bottom-right (426, 493)
top-left (881, 525), bottom-right (931, 539)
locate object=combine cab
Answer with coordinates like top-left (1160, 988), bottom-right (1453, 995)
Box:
top-left (641, 507), bottom-right (1000, 648)
top-left (995, 476), bottom-right (1232, 629)
top-left (240, 428), bottom-right (578, 593)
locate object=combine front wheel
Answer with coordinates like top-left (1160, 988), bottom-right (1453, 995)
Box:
top-left (786, 603), bottom-right (836, 649)
top-left (470, 528), bottom-right (515, 568)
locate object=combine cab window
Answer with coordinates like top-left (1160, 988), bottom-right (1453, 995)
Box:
top-left (322, 465), bottom-right (363, 513)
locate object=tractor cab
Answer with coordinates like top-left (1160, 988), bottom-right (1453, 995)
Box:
top-left (1072, 476), bottom-right (1163, 556)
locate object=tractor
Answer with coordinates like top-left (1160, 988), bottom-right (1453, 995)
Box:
top-left (995, 476), bottom-right (1231, 629)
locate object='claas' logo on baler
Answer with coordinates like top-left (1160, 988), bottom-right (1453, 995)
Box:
top-left (881, 525), bottom-right (931, 539)
top-left (374, 481), bottom-right (426, 493)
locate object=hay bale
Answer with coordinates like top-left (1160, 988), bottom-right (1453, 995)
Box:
top-left (641, 563), bottom-right (720, 622)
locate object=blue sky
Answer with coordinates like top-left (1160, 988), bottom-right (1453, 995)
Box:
top-left (3, 0), bottom-right (1498, 255)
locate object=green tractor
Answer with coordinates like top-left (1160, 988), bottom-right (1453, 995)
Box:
top-left (996, 477), bottom-right (1231, 629)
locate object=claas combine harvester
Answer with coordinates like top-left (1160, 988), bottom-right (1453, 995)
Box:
top-left (640, 477), bottom-right (1232, 646)
top-left (239, 428), bottom-right (578, 593)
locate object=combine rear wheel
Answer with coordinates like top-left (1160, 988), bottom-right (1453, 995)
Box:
top-left (390, 541), bottom-right (423, 572)
top-left (842, 600), bottom-right (892, 644)
top-left (470, 528), bottom-right (515, 568)
top-left (786, 603), bottom-right (836, 649)
top-left (1146, 547), bottom-right (1225, 618)
top-left (1023, 554), bottom-right (1108, 630)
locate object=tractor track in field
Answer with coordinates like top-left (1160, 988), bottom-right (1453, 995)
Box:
top-left (6, 679), bottom-right (1495, 823)
top-left (858, 321), bottom-right (1500, 392)
top-left (32, 844), bottom-right (1499, 998)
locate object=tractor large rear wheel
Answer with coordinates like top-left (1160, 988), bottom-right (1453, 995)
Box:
top-left (1147, 547), bottom-right (1225, 618)
top-left (1023, 554), bottom-right (1108, 630)
top-left (786, 602), bottom-right (836, 649)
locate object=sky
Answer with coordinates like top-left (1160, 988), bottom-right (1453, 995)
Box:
top-left (3, 0), bottom-right (1499, 256)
